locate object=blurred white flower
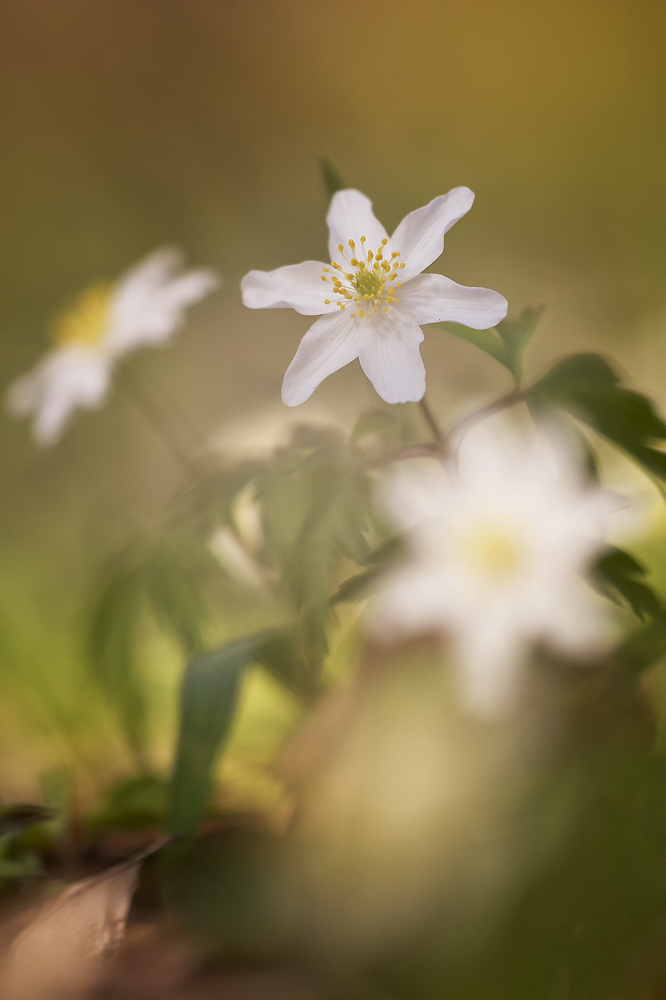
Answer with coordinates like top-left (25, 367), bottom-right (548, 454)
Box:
top-left (370, 423), bottom-right (615, 716)
top-left (241, 188), bottom-right (507, 406)
top-left (6, 248), bottom-right (219, 445)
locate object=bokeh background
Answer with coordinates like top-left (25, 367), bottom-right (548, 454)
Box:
top-left (1, 0), bottom-right (666, 800)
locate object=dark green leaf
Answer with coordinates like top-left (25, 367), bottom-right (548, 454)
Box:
top-left (529, 354), bottom-right (666, 481)
top-left (167, 636), bottom-right (266, 837)
top-left (321, 156), bottom-right (346, 199)
top-left (617, 612), bottom-right (666, 676)
top-left (439, 322), bottom-right (511, 368)
top-left (593, 548), bottom-right (662, 620)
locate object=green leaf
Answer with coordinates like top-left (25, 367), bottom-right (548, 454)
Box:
top-left (321, 156), bottom-right (346, 199)
top-left (439, 307), bottom-right (542, 384)
top-left (255, 628), bottom-right (318, 702)
top-left (593, 548), bottom-right (662, 621)
top-left (617, 612), bottom-right (666, 676)
top-left (529, 354), bottom-right (666, 481)
top-left (167, 636), bottom-right (266, 837)
top-left (88, 551), bottom-right (149, 763)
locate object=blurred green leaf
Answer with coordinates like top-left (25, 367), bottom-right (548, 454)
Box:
top-left (529, 353), bottom-right (666, 481)
top-left (92, 774), bottom-right (169, 832)
top-left (332, 537), bottom-right (403, 604)
top-left (593, 547), bottom-right (663, 621)
top-left (255, 628), bottom-right (319, 702)
top-left (167, 635), bottom-right (269, 838)
top-left (321, 155), bottom-right (346, 199)
top-left (88, 551), bottom-right (149, 763)
top-left (617, 612), bottom-right (666, 676)
top-left (439, 307), bottom-right (542, 384)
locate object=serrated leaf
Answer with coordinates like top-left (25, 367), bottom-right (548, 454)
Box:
top-left (321, 156), bottom-right (346, 199)
top-left (167, 636), bottom-right (267, 837)
top-left (439, 307), bottom-right (542, 384)
top-left (593, 548), bottom-right (662, 621)
top-left (529, 354), bottom-right (666, 481)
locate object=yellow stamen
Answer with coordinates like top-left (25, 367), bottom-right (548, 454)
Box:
top-left (50, 283), bottom-right (113, 347)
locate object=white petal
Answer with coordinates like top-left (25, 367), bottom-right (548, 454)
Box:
top-left (7, 347), bottom-right (112, 445)
top-left (358, 309), bottom-right (425, 404)
top-left (327, 190), bottom-right (388, 265)
top-left (282, 310), bottom-right (362, 406)
top-left (399, 273), bottom-right (508, 329)
top-left (106, 247), bottom-right (219, 357)
top-left (454, 623), bottom-right (524, 718)
top-left (390, 188), bottom-right (475, 281)
top-left (241, 261), bottom-right (337, 316)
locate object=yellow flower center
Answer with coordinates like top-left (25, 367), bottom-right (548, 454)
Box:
top-left (50, 283), bottom-right (114, 347)
top-left (321, 236), bottom-right (406, 319)
top-left (466, 525), bottom-right (523, 580)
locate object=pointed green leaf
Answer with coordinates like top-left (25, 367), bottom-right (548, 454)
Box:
top-left (529, 354), bottom-right (666, 482)
top-left (167, 636), bottom-right (267, 837)
top-left (439, 307), bottom-right (542, 384)
top-left (593, 548), bottom-right (662, 621)
top-left (321, 156), bottom-right (346, 199)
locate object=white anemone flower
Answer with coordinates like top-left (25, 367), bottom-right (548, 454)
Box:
top-left (6, 248), bottom-right (219, 445)
top-left (369, 423), bottom-right (615, 717)
top-left (241, 188), bottom-right (508, 406)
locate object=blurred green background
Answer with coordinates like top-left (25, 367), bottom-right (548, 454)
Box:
top-left (1, 0), bottom-right (665, 801)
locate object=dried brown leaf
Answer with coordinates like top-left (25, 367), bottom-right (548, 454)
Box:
top-left (0, 838), bottom-right (169, 1000)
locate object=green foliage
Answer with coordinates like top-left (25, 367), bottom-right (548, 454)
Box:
top-left (167, 635), bottom-right (269, 837)
top-left (88, 532), bottom-right (224, 761)
top-left (320, 155), bottom-right (347, 199)
top-left (439, 307), bottom-right (542, 385)
top-left (593, 547), bottom-right (663, 621)
top-left (529, 353), bottom-right (666, 482)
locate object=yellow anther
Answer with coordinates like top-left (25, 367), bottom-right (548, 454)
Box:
top-left (391, 252), bottom-right (399, 259)
top-left (338, 244), bottom-right (344, 253)
top-left (348, 239), bottom-right (355, 248)
top-left (323, 267), bottom-right (330, 272)
top-left (360, 236), bottom-right (366, 243)
top-left (345, 273), bottom-right (354, 280)
top-left (321, 276), bottom-right (327, 282)
top-left (373, 263), bottom-right (381, 272)
top-left (373, 307), bottom-right (378, 312)
top-left (332, 262), bottom-right (342, 270)
top-left (381, 238), bottom-right (387, 245)
top-left (399, 262), bottom-right (405, 268)
top-left (324, 299), bottom-right (330, 304)
top-left (351, 313), bottom-right (357, 318)
top-left (358, 261), bottom-right (366, 270)
top-left (397, 283), bottom-right (402, 288)
top-left (350, 258), bottom-right (358, 266)
top-left (367, 250), bottom-right (374, 261)
top-left (376, 252), bottom-right (383, 260)
top-left (383, 307), bottom-right (388, 312)
top-left (359, 309), bottom-right (365, 317)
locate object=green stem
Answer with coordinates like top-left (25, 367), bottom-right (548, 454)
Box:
top-left (418, 396), bottom-right (445, 446)
top-left (121, 364), bottom-right (200, 477)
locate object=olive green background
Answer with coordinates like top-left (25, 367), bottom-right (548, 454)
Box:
top-left (0, 0), bottom-right (665, 794)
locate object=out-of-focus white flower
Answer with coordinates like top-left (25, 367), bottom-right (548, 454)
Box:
top-left (6, 248), bottom-right (219, 445)
top-left (369, 423), bottom-right (616, 716)
top-left (241, 188), bottom-right (507, 406)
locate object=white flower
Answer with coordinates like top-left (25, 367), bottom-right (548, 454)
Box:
top-left (6, 248), bottom-right (220, 445)
top-left (241, 187), bottom-right (507, 406)
top-left (369, 423), bottom-right (615, 716)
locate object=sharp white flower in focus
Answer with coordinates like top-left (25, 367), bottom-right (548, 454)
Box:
top-left (369, 424), bottom-right (615, 717)
top-left (241, 188), bottom-right (507, 406)
top-left (6, 248), bottom-right (220, 445)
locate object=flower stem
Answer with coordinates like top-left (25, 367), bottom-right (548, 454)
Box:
top-left (418, 396), bottom-right (445, 446)
top-left (446, 388), bottom-right (526, 448)
top-left (121, 364), bottom-right (200, 477)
